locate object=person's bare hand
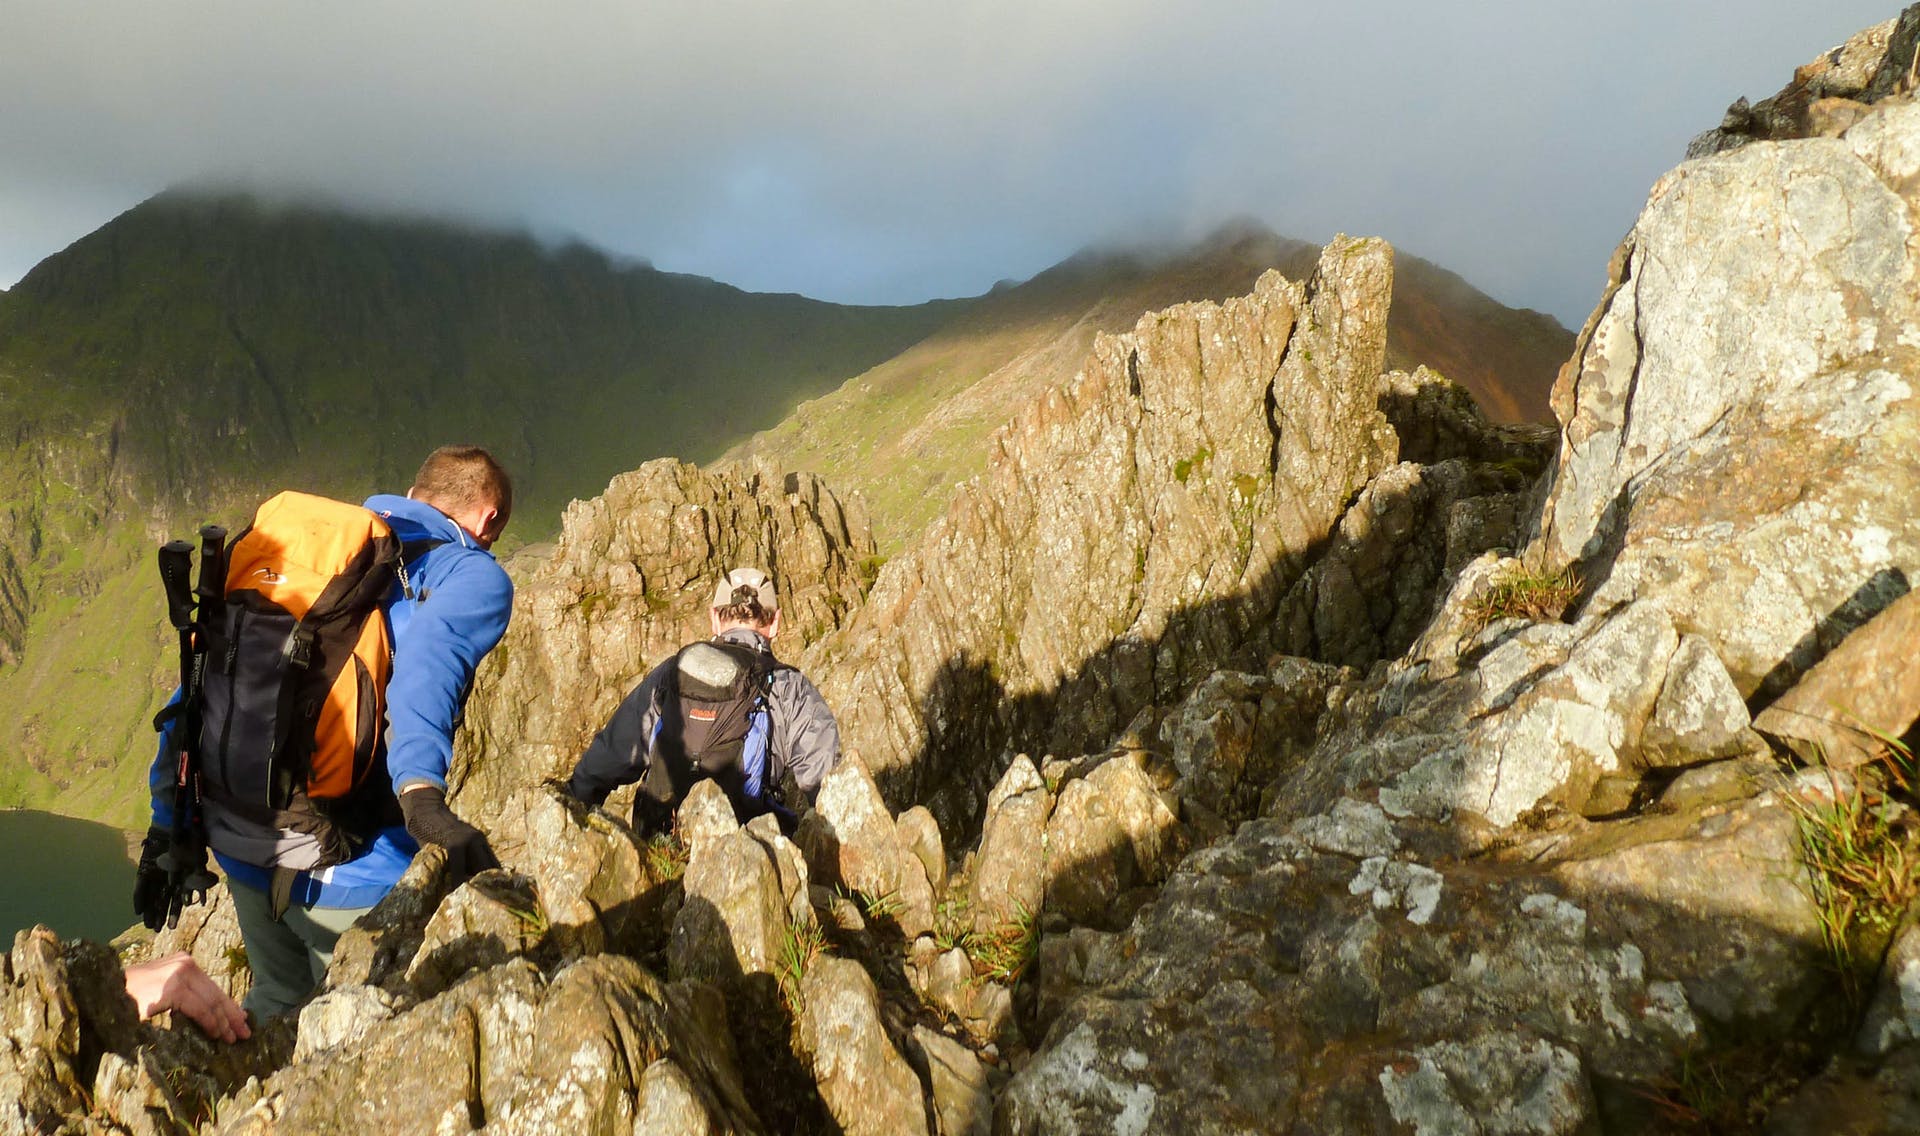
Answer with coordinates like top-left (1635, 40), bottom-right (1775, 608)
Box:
top-left (123, 952), bottom-right (251, 1043)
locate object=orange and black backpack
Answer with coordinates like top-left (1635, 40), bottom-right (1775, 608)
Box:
top-left (175, 492), bottom-right (433, 876)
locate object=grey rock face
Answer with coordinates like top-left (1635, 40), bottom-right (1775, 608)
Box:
top-left (1275, 456), bottom-right (1540, 670)
top-left (1547, 790), bottom-right (1824, 1031)
top-left (404, 871), bottom-right (552, 998)
top-left (1, 930), bottom-right (100, 1132)
top-left (3, 929), bottom-right (289, 1136)
top-left (895, 806), bottom-right (950, 897)
top-left (293, 984), bottom-right (396, 1064)
top-left (808, 238), bottom-right (1404, 825)
top-left (911, 1026), bottom-right (992, 1136)
top-left (492, 785), bottom-right (671, 962)
top-left (1042, 752), bottom-right (1181, 928)
top-left (1687, 8), bottom-right (1920, 155)
top-left (670, 827), bottom-right (794, 988)
top-left (1640, 634), bottom-right (1757, 767)
top-left (1164, 659), bottom-right (1347, 825)
top-left (999, 809), bottom-right (1704, 1132)
top-left (1537, 59), bottom-right (1920, 708)
top-left (1755, 585), bottom-right (1920, 769)
top-left (969, 757), bottom-right (1052, 936)
top-left (677, 779), bottom-right (741, 860)
top-left (797, 956), bottom-right (930, 1136)
top-left (325, 844), bottom-right (453, 992)
top-left (801, 755), bottom-right (936, 938)
top-left (220, 957), bottom-right (761, 1136)
top-left (1860, 916), bottom-right (1920, 1057)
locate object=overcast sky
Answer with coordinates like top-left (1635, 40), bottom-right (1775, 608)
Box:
top-left (0, 1), bottom-right (1901, 328)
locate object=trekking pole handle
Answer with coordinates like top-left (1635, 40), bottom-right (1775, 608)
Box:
top-left (159, 541), bottom-right (194, 631)
top-left (195, 525), bottom-right (227, 607)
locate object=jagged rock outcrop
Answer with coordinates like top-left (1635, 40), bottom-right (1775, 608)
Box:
top-left (453, 459), bottom-right (876, 830)
top-left (797, 956), bottom-right (930, 1136)
top-left (798, 756), bottom-right (938, 938)
top-left (808, 236), bottom-right (1544, 828)
top-left (2, 928), bottom-right (291, 1136)
top-left (1687, 8), bottom-right (1920, 156)
top-left (1537, 8), bottom-right (1920, 709)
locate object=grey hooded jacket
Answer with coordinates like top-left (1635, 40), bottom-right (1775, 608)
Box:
top-left (565, 626), bottom-right (841, 816)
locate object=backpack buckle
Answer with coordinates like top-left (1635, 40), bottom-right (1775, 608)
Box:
top-left (284, 627), bottom-right (315, 669)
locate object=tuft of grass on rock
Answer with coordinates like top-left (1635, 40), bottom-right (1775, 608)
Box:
top-left (776, 916), bottom-right (829, 1013)
top-left (1463, 563), bottom-right (1582, 632)
top-left (849, 887), bottom-right (904, 923)
top-left (1628, 1041), bottom-right (1810, 1134)
top-left (644, 832), bottom-right (688, 882)
top-left (968, 901), bottom-right (1038, 984)
top-left (1785, 757), bottom-right (1920, 1007)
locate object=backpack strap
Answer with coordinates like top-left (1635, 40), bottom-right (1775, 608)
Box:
top-left (395, 538), bottom-right (448, 602)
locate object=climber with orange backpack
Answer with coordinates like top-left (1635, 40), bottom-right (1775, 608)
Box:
top-left (135, 445), bottom-right (515, 1020)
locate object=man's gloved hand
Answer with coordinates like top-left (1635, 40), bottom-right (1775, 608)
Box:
top-left (132, 827), bottom-right (171, 932)
top-left (399, 786), bottom-right (500, 880)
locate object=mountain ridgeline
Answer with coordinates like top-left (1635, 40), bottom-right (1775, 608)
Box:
top-left (0, 191), bottom-right (965, 530)
top-left (727, 224), bottom-right (1570, 552)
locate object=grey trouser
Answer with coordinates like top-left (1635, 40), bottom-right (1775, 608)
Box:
top-left (227, 878), bottom-right (373, 1020)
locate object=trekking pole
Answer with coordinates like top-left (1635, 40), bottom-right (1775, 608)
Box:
top-left (161, 528), bottom-right (224, 927)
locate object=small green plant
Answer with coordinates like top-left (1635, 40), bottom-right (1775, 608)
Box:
top-left (1627, 1043), bottom-right (1805, 1133)
top-left (968, 901), bottom-right (1038, 984)
top-left (1784, 762), bottom-right (1919, 1005)
top-left (1864, 724), bottom-right (1920, 796)
top-left (222, 942), bottom-right (250, 976)
top-left (933, 894), bottom-right (974, 953)
top-left (851, 887), bottom-right (904, 923)
top-left (776, 916), bottom-right (828, 1012)
top-left (502, 898), bottom-right (551, 936)
top-left (645, 833), bottom-right (688, 881)
top-left (1462, 564), bottom-right (1582, 632)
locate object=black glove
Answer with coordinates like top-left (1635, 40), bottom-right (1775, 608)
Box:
top-left (399, 786), bottom-right (500, 881)
top-left (133, 827), bottom-right (172, 932)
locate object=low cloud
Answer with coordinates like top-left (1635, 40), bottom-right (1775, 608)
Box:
top-left (0, 0), bottom-right (1898, 325)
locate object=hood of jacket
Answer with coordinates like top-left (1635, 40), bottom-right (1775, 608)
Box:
top-left (363, 493), bottom-right (492, 555)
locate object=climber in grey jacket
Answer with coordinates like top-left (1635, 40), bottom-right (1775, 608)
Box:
top-left (565, 567), bottom-right (841, 834)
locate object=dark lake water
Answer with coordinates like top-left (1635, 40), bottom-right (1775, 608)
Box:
top-left (0, 809), bottom-right (136, 946)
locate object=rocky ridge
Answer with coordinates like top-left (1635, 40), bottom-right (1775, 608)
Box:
top-left (7, 8), bottom-right (1920, 1134)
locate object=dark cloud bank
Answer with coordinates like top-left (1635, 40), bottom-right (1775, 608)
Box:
top-left (0, 0), bottom-right (1900, 327)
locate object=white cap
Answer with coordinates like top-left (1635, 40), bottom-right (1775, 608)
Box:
top-left (711, 567), bottom-right (778, 612)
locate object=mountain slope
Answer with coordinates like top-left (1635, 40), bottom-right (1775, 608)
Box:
top-left (724, 223), bottom-right (1569, 551)
top-left (0, 191), bottom-right (967, 530)
top-left (0, 191), bottom-right (970, 826)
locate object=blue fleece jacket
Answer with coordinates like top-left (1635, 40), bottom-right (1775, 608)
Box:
top-left (151, 494), bottom-right (513, 908)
